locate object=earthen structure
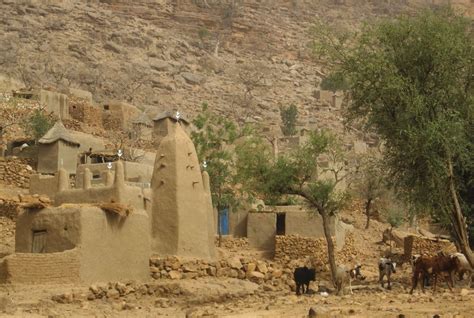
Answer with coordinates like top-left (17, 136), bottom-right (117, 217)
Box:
top-left (2, 111), bottom-right (216, 284)
top-left (37, 121), bottom-right (80, 175)
top-left (102, 100), bottom-right (141, 130)
top-left (151, 114), bottom-right (216, 260)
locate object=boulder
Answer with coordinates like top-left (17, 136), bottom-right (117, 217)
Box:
top-left (181, 72), bottom-right (206, 85)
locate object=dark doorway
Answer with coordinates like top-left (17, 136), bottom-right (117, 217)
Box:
top-left (276, 213), bottom-right (286, 235)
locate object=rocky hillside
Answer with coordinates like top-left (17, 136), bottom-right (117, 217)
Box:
top-left (0, 0), bottom-right (472, 132)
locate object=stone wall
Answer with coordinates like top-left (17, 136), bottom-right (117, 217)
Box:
top-left (0, 199), bottom-right (19, 220)
top-left (0, 249), bottom-right (80, 284)
top-left (68, 97), bottom-right (103, 129)
top-left (0, 157), bottom-right (34, 188)
top-left (149, 255), bottom-right (295, 291)
top-left (216, 237), bottom-right (249, 251)
top-left (404, 235), bottom-right (457, 258)
top-left (274, 234), bottom-right (356, 268)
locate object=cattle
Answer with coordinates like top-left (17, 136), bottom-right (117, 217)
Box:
top-left (335, 264), bottom-right (365, 296)
top-left (411, 254), bottom-right (431, 287)
top-left (378, 257), bottom-right (397, 290)
top-left (450, 252), bottom-right (472, 285)
top-left (410, 254), bottom-right (461, 294)
top-left (293, 266), bottom-right (316, 295)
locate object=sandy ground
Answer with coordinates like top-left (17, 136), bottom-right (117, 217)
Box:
top-left (1, 277), bottom-right (473, 317)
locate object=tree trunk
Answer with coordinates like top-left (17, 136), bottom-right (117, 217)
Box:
top-left (365, 198), bottom-right (372, 229)
top-left (321, 210), bottom-right (337, 286)
top-left (447, 158), bottom-right (474, 268)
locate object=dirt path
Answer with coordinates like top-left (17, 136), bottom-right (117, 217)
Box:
top-left (1, 277), bottom-right (473, 317)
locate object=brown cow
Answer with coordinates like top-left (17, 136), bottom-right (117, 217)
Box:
top-left (410, 254), bottom-right (460, 294)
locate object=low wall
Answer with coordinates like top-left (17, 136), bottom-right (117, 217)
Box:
top-left (404, 235), bottom-right (457, 258)
top-left (1, 249), bottom-right (80, 284)
top-left (0, 157), bottom-right (34, 189)
top-left (149, 255), bottom-right (294, 291)
top-left (274, 234), bottom-right (355, 268)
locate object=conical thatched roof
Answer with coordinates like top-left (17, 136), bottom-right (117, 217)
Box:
top-left (152, 110), bottom-right (189, 124)
top-left (39, 121), bottom-right (80, 147)
top-left (132, 112), bottom-right (152, 127)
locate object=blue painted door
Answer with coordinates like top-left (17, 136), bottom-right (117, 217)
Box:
top-left (219, 208), bottom-right (229, 235)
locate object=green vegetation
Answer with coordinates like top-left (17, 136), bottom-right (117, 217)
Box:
top-left (314, 8), bottom-right (474, 265)
top-left (279, 104), bottom-right (298, 136)
top-left (23, 109), bottom-right (55, 142)
top-left (236, 130), bottom-right (349, 284)
top-left (320, 71), bottom-right (349, 92)
top-left (352, 154), bottom-right (386, 229)
top-left (191, 103), bottom-right (240, 245)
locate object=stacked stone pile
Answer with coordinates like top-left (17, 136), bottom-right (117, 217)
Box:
top-left (149, 256), bottom-right (296, 291)
top-left (0, 199), bottom-right (19, 220)
top-left (0, 158), bottom-right (34, 188)
top-left (216, 237), bottom-right (249, 250)
top-left (409, 236), bottom-right (457, 256)
top-left (274, 234), bottom-right (356, 269)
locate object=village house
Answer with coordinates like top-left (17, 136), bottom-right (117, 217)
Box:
top-left (37, 121), bottom-right (80, 175)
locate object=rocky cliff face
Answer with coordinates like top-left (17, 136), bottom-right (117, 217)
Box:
top-left (0, 0), bottom-right (472, 132)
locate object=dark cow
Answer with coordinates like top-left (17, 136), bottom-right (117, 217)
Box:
top-left (294, 266), bottom-right (316, 295)
top-left (410, 254), bottom-right (460, 294)
top-left (378, 257), bottom-right (397, 289)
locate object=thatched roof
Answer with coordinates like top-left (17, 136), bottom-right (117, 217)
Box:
top-left (152, 110), bottom-right (190, 124)
top-left (132, 112), bottom-right (152, 126)
top-left (39, 121), bottom-right (80, 147)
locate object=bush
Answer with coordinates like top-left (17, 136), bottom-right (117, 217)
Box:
top-left (23, 109), bottom-right (55, 142)
top-left (279, 104), bottom-right (298, 136)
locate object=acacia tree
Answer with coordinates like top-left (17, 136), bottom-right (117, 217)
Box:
top-left (236, 131), bottom-right (349, 283)
top-left (314, 9), bottom-right (474, 265)
top-left (191, 103), bottom-right (240, 246)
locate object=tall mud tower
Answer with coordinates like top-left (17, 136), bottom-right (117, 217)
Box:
top-left (151, 113), bottom-right (216, 260)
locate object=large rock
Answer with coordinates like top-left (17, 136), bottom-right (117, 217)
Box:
top-left (228, 257), bottom-right (243, 270)
top-left (181, 72), bottom-right (206, 85)
top-left (169, 271), bottom-right (182, 280)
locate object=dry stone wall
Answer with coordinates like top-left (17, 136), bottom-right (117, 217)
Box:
top-left (215, 237), bottom-right (249, 251)
top-left (274, 234), bottom-right (356, 269)
top-left (149, 256), bottom-right (295, 291)
top-left (405, 235), bottom-right (457, 257)
top-left (68, 97), bottom-right (103, 129)
top-left (0, 157), bottom-right (34, 188)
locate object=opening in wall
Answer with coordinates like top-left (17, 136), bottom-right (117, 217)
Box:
top-left (276, 213), bottom-right (286, 236)
top-left (31, 230), bottom-right (47, 253)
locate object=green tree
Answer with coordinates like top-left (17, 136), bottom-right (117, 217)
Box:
top-left (314, 9), bottom-right (474, 265)
top-left (191, 103), bottom-right (240, 246)
top-left (236, 130), bottom-right (349, 284)
top-left (279, 104), bottom-right (298, 136)
top-left (23, 109), bottom-right (55, 142)
top-left (384, 204), bottom-right (405, 255)
top-left (353, 154), bottom-right (386, 229)
top-left (320, 71), bottom-right (350, 92)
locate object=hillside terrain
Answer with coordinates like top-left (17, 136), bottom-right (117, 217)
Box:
top-left (0, 0), bottom-right (471, 132)
top-left (1, 1), bottom-right (474, 317)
